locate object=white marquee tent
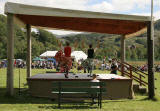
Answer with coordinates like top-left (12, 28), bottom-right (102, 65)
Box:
top-left (71, 51), bottom-right (87, 62)
top-left (40, 51), bottom-right (87, 62)
top-left (40, 51), bottom-right (58, 58)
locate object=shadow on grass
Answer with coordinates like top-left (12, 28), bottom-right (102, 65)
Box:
top-left (0, 88), bottom-right (56, 104)
top-left (1, 88), bottom-right (159, 105)
top-left (0, 88), bottom-right (97, 106)
top-left (102, 100), bottom-right (129, 103)
top-left (138, 96), bottom-right (159, 102)
top-left (102, 96), bottom-right (159, 103)
top-left (1, 88), bottom-right (100, 109)
top-left (38, 104), bottom-right (98, 109)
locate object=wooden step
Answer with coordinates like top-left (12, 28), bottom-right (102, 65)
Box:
top-left (133, 84), bottom-right (147, 94)
top-left (133, 84), bottom-right (139, 92)
top-left (139, 86), bottom-right (147, 94)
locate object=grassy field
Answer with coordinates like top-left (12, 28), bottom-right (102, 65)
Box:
top-left (1, 68), bottom-right (160, 111)
top-left (127, 61), bottom-right (160, 65)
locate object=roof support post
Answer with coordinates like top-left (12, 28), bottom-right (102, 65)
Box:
top-left (26, 24), bottom-right (32, 78)
top-left (6, 13), bottom-right (14, 96)
top-left (120, 35), bottom-right (125, 76)
top-left (147, 21), bottom-right (155, 99)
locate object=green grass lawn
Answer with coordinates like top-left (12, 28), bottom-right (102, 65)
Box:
top-left (1, 68), bottom-right (160, 111)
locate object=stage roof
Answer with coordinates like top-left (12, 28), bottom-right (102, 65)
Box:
top-left (5, 2), bottom-right (151, 38)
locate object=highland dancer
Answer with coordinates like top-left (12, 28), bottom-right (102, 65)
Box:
top-left (55, 42), bottom-right (72, 78)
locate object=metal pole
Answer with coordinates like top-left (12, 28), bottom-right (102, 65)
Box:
top-left (121, 35), bottom-right (125, 76)
top-left (151, 0), bottom-right (154, 40)
top-left (19, 67), bottom-right (21, 95)
top-left (151, 0), bottom-right (153, 23)
top-left (147, 21), bottom-right (155, 99)
top-left (147, 0), bottom-right (155, 99)
top-left (26, 24), bottom-right (31, 78)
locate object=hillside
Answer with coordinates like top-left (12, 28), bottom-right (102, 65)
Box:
top-left (61, 20), bottom-right (160, 60)
top-left (0, 14), bottom-right (160, 60)
top-left (0, 15), bottom-right (60, 59)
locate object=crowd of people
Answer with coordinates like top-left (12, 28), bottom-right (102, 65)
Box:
top-left (136, 65), bottom-right (148, 72)
top-left (1, 58), bottom-right (160, 73)
top-left (136, 64), bottom-right (160, 72)
top-left (0, 59), bottom-right (26, 68)
top-left (31, 61), bottom-right (56, 69)
top-left (0, 60), bottom-right (7, 68)
top-left (1, 41), bottom-right (160, 74)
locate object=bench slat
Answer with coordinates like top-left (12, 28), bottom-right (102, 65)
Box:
top-left (52, 92), bottom-right (89, 94)
top-left (52, 88), bottom-right (106, 93)
top-left (52, 81), bottom-right (106, 87)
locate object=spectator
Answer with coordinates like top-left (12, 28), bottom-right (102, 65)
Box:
top-left (110, 58), bottom-right (118, 74)
top-left (90, 74), bottom-right (100, 105)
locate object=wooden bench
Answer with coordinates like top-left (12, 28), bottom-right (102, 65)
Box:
top-left (52, 81), bottom-right (106, 108)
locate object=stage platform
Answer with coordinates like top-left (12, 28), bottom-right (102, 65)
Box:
top-left (27, 73), bottom-right (134, 99)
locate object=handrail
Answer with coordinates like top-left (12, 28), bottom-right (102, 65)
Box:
top-left (124, 73), bottom-right (146, 86)
top-left (133, 70), bottom-right (146, 78)
top-left (118, 61), bottom-right (148, 75)
top-left (117, 61), bottom-right (146, 78)
top-left (118, 68), bottom-right (147, 86)
top-left (117, 61), bottom-right (148, 75)
top-left (117, 60), bottom-right (148, 86)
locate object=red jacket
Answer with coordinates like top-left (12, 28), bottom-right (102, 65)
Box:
top-left (64, 46), bottom-right (71, 57)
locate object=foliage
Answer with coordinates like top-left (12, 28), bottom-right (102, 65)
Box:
top-left (0, 15), bottom-right (59, 60)
top-left (1, 14), bottom-right (160, 61)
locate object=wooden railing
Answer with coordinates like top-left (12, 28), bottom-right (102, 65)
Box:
top-left (117, 60), bottom-right (148, 86)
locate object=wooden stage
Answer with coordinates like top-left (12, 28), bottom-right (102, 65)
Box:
top-left (27, 73), bottom-right (134, 99)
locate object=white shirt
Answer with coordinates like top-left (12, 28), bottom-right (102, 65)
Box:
top-left (91, 79), bottom-right (100, 88)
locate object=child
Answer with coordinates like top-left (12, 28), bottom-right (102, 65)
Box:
top-left (90, 74), bottom-right (100, 105)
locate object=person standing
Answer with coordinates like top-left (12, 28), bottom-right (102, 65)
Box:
top-left (87, 44), bottom-right (97, 75)
top-left (88, 44), bottom-right (94, 59)
top-left (64, 42), bottom-right (72, 78)
top-left (64, 42), bottom-right (71, 57)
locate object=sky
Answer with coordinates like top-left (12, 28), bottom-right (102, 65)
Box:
top-left (0, 0), bottom-right (160, 35)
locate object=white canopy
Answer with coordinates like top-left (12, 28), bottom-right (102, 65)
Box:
top-left (71, 51), bottom-right (87, 62)
top-left (40, 51), bottom-right (87, 62)
top-left (40, 51), bottom-right (58, 57)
